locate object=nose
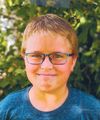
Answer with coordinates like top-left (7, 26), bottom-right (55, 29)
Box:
top-left (41, 56), bottom-right (53, 69)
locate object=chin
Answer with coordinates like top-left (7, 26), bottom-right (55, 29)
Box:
top-left (38, 85), bottom-right (55, 93)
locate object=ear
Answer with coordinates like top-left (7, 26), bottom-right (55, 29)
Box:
top-left (71, 55), bottom-right (78, 72)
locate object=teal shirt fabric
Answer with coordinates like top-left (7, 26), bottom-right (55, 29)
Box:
top-left (0, 86), bottom-right (100, 120)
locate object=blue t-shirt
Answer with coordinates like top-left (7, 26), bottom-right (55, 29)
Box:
top-left (0, 86), bottom-right (100, 120)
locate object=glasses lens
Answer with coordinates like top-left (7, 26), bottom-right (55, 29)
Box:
top-left (26, 53), bottom-right (43, 64)
top-left (50, 52), bottom-right (68, 65)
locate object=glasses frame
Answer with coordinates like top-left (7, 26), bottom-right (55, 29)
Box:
top-left (25, 52), bottom-right (74, 65)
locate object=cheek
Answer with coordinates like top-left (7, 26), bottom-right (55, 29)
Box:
top-left (55, 61), bottom-right (73, 80)
top-left (25, 64), bottom-right (39, 84)
top-left (26, 64), bottom-right (38, 72)
top-left (24, 58), bottom-right (39, 71)
top-left (56, 63), bottom-right (72, 74)
top-left (24, 60), bottom-right (39, 78)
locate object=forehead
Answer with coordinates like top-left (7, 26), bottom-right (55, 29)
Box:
top-left (25, 31), bottom-right (72, 53)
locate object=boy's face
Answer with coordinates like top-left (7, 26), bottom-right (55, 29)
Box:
top-left (24, 32), bottom-right (77, 92)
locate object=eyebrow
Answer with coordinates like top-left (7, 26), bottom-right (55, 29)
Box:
top-left (25, 51), bottom-right (43, 54)
top-left (25, 51), bottom-right (73, 55)
top-left (26, 51), bottom-right (66, 54)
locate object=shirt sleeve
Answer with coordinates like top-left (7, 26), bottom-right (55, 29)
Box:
top-left (0, 99), bottom-right (8, 120)
top-left (0, 94), bottom-right (13, 120)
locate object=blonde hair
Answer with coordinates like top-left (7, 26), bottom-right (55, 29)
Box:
top-left (21, 14), bottom-right (78, 56)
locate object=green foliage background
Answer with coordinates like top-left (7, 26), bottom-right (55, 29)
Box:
top-left (0, 0), bottom-right (100, 99)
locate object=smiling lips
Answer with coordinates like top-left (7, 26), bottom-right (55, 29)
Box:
top-left (37, 73), bottom-right (56, 76)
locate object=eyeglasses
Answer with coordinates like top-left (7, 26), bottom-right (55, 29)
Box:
top-left (25, 52), bottom-right (74, 65)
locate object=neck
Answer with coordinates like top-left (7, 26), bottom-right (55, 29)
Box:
top-left (29, 85), bottom-right (69, 111)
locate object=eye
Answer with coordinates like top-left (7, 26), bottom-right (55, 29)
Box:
top-left (29, 54), bottom-right (43, 59)
top-left (51, 52), bottom-right (65, 59)
top-left (31, 54), bottom-right (41, 57)
top-left (55, 54), bottom-right (63, 58)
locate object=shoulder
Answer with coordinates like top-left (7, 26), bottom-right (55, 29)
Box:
top-left (70, 87), bottom-right (100, 111)
top-left (0, 87), bottom-right (30, 115)
top-left (67, 87), bottom-right (100, 119)
top-left (1, 86), bottom-right (30, 103)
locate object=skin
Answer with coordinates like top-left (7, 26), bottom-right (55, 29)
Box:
top-left (24, 31), bottom-right (77, 111)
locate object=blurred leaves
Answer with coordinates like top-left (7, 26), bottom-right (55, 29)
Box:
top-left (0, 0), bottom-right (100, 99)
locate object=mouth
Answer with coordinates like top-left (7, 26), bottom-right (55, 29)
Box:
top-left (37, 73), bottom-right (56, 76)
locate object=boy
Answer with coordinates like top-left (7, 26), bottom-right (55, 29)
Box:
top-left (0, 14), bottom-right (100, 120)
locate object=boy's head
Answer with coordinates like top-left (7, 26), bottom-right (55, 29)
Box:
top-left (21, 14), bottom-right (78, 56)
